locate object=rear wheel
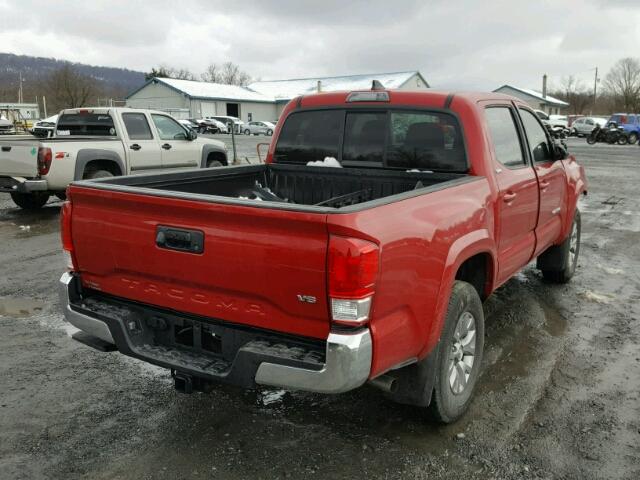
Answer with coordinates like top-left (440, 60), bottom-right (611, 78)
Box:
top-left (428, 281), bottom-right (484, 423)
top-left (83, 169), bottom-right (114, 180)
top-left (628, 132), bottom-right (638, 144)
top-left (586, 134), bottom-right (597, 145)
top-left (10, 192), bottom-right (50, 210)
top-left (207, 158), bottom-right (223, 168)
top-left (617, 135), bottom-right (628, 145)
top-left (244, 129), bottom-right (251, 135)
top-left (539, 210), bottom-right (581, 283)
top-left (266, 129), bottom-right (273, 136)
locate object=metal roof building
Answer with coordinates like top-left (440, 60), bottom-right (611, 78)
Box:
top-left (493, 85), bottom-right (569, 114)
top-left (125, 71), bottom-right (429, 122)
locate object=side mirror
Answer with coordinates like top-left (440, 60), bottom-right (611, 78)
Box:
top-left (553, 143), bottom-right (568, 160)
top-left (188, 129), bottom-right (198, 140)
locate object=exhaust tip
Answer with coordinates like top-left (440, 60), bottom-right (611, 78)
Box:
top-left (368, 374), bottom-right (398, 394)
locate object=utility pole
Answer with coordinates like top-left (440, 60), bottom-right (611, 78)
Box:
top-left (18, 72), bottom-right (24, 104)
top-left (43, 96), bottom-right (47, 118)
top-left (592, 67), bottom-right (598, 115)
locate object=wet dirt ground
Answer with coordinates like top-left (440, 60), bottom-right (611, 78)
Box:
top-left (0, 137), bottom-right (638, 479)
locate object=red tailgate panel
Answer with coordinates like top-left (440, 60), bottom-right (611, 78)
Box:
top-left (69, 187), bottom-right (330, 340)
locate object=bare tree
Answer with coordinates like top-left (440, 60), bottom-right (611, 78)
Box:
top-left (604, 58), bottom-right (640, 112)
top-left (201, 62), bottom-right (251, 86)
top-left (45, 64), bottom-right (95, 110)
top-left (550, 75), bottom-right (592, 115)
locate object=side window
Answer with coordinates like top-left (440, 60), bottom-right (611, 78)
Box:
top-left (122, 113), bottom-right (153, 140)
top-left (519, 109), bottom-right (553, 163)
top-left (151, 115), bottom-right (188, 140)
top-left (484, 107), bottom-right (526, 168)
top-left (586, 119), bottom-right (594, 126)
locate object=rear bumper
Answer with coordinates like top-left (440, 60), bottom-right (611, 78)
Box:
top-left (0, 176), bottom-right (48, 193)
top-left (59, 272), bottom-right (372, 394)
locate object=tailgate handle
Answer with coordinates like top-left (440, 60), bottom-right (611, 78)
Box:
top-left (156, 226), bottom-right (204, 254)
top-left (1, 146), bottom-right (10, 152)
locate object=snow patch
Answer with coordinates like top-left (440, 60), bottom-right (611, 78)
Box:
top-left (307, 157), bottom-right (342, 168)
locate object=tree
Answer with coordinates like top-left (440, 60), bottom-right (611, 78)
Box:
top-left (145, 65), bottom-right (195, 81)
top-left (201, 62), bottom-right (251, 86)
top-left (550, 75), bottom-right (592, 115)
top-left (45, 64), bottom-right (95, 110)
top-left (604, 58), bottom-right (640, 112)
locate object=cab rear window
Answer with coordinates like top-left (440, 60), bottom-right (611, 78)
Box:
top-left (274, 109), bottom-right (467, 172)
top-left (56, 113), bottom-right (116, 136)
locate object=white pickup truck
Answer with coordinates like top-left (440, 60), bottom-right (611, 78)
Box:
top-left (0, 107), bottom-right (228, 209)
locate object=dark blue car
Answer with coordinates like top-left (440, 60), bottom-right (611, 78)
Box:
top-left (608, 113), bottom-right (640, 144)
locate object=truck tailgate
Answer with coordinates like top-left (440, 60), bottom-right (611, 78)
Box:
top-left (0, 141), bottom-right (38, 177)
top-left (69, 186), bottom-right (331, 340)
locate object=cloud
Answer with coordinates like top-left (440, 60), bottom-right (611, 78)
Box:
top-left (0, 0), bottom-right (639, 91)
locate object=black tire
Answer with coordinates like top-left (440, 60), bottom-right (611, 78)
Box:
top-left (244, 129), bottom-right (251, 135)
top-left (628, 132), bottom-right (638, 144)
top-left (617, 135), bottom-right (628, 145)
top-left (207, 159), bottom-right (223, 168)
top-left (55, 192), bottom-right (67, 201)
top-left (586, 134), bottom-right (597, 145)
top-left (428, 281), bottom-right (484, 423)
top-left (539, 210), bottom-right (581, 284)
top-left (10, 192), bottom-right (50, 210)
top-left (266, 129), bottom-right (273, 136)
top-left (83, 169), bottom-right (114, 180)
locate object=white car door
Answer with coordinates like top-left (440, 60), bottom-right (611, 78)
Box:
top-left (151, 114), bottom-right (199, 169)
top-left (121, 112), bottom-right (162, 172)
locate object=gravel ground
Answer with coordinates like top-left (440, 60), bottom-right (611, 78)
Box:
top-left (0, 137), bottom-right (638, 480)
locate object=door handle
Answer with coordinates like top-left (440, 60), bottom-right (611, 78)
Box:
top-left (161, 143), bottom-right (172, 150)
top-left (540, 180), bottom-right (550, 189)
top-left (130, 144), bottom-right (141, 151)
top-left (503, 191), bottom-right (517, 202)
top-left (1, 146), bottom-right (11, 152)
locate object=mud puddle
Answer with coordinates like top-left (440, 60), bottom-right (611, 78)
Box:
top-left (0, 296), bottom-right (45, 317)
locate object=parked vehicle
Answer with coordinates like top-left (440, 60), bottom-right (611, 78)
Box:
top-left (0, 107), bottom-right (228, 209)
top-left (587, 122), bottom-right (628, 145)
top-left (31, 114), bottom-right (59, 138)
top-left (0, 116), bottom-right (16, 135)
top-left (243, 121), bottom-right (275, 136)
top-left (571, 117), bottom-right (607, 137)
top-left (607, 113), bottom-right (640, 144)
top-left (192, 118), bottom-right (228, 134)
top-left (59, 89), bottom-right (586, 423)
top-left (535, 110), bottom-right (569, 129)
top-left (210, 116), bottom-right (245, 134)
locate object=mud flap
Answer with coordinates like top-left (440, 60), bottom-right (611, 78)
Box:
top-left (384, 344), bottom-right (440, 407)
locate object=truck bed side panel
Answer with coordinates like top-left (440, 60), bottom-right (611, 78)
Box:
top-left (69, 186), bottom-right (331, 340)
top-left (326, 177), bottom-right (494, 377)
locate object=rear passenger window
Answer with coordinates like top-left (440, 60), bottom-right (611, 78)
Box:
top-left (122, 113), bottom-right (153, 140)
top-left (385, 111), bottom-right (467, 172)
top-left (519, 109), bottom-right (554, 163)
top-left (342, 112), bottom-right (387, 166)
top-left (484, 107), bottom-right (526, 168)
top-left (274, 110), bottom-right (342, 164)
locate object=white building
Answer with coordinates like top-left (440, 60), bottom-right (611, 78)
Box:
top-left (493, 85), bottom-right (569, 115)
top-left (125, 71), bottom-right (429, 122)
top-left (0, 103), bottom-right (40, 121)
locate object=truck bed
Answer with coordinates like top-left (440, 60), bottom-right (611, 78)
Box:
top-left (82, 163), bottom-right (473, 211)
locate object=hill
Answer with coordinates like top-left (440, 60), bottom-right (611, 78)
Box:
top-left (0, 52), bottom-right (146, 105)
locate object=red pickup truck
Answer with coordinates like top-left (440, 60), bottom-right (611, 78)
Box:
top-left (59, 88), bottom-right (586, 423)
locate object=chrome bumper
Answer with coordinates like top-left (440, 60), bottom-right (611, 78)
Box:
top-left (59, 272), bottom-right (114, 344)
top-left (0, 176), bottom-right (48, 193)
top-left (59, 272), bottom-right (372, 394)
top-left (255, 329), bottom-right (372, 394)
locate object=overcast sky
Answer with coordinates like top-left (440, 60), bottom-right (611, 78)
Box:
top-left (0, 0), bottom-right (638, 92)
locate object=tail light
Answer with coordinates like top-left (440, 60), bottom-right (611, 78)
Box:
top-left (60, 200), bottom-right (77, 270)
top-left (328, 235), bottom-right (379, 326)
top-left (37, 147), bottom-right (52, 175)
